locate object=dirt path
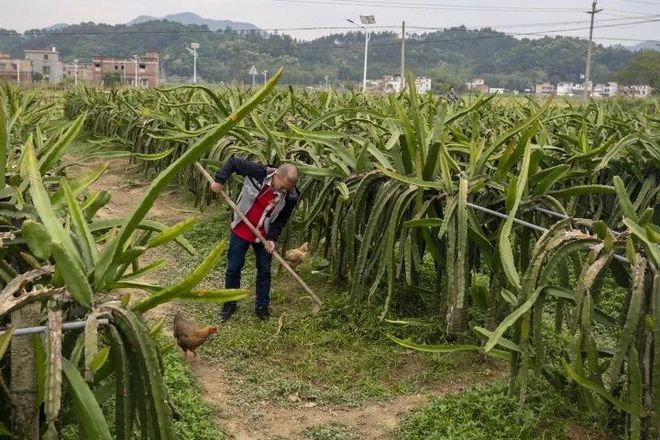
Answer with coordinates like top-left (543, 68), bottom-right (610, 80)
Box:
top-left (190, 360), bottom-right (494, 440)
top-left (73, 158), bottom-right (493, 440)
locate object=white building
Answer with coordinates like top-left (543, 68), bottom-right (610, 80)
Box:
top-left (24, 47), bottom-right (63, 83)
top-left (489, 87), bottom-right (508, 94)
top-left (593, 82), bottom-right (618, 98)
top-left (379, 75), bottom-right (432, 94)
top-left (557, 82), bottom-right (576, 97)
top-left (415, 77), bottom-right (432, 94)
top-left (624, 84), bottom-right (653, 98)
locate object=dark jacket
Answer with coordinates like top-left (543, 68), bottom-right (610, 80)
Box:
top-left (214, 155), bottom-right (299, 242)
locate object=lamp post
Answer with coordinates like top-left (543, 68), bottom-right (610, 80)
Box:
top-left (132, 55), bottom-right (139, 87)
top-left (185, 43), bottom-right (199, 84)
top-left (263, 70), bottom-right (268, 84)
top-left (347, 15), bottom-right (375, 93)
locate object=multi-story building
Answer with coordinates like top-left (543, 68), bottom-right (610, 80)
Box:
top-left (378, 75), bottom-right (431, 94)
top-left (535, 82), bottom-right (556, 96)
top-left (593, 82), bottom-right (618, 98)
top-left (466, 78), bottom-right (490, 93)
top-left (24, 48), bottom-right (63, 83)
top-left (415, 77), bottom-right (432, 94)
top-left (557, 82), bottom-right (577, 97)
top-left (0, 53), bottom-right (33, 84)
top-left (90, 52), bottom-right (160, 86)
top-left (62, 61), bottom-right (93, 84)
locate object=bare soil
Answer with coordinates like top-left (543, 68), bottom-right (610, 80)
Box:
top-left (191, 360), bottom-right (498, 440)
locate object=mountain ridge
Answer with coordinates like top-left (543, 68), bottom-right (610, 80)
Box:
top-left (126, 12), bottom-right (259, 31)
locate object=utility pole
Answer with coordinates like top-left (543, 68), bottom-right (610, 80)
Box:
top-left (324, 74), bottom-right (329, 90)
top-left (400, 21), bottom-right (406, 92)
top-left (73, 59), bottom-right (79, 86)
top-left (583, 0), bottom-right (602, 99)
top-left (263, 70), bottom-right (268, 84)
top-left (16, 60), bottom-right (20, 85)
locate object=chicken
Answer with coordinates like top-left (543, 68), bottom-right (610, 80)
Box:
top-left (284, 242), bottom-right (309, 270)
top-left (173, 311), bottom-right (218, 358)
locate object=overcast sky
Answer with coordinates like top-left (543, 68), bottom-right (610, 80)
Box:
top-left (1, 0), bottom-right (659, 45)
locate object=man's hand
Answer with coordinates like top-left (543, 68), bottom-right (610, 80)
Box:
top-left (211, 182), bottom-right (224, 194)
top-left (265, 240), bottom-right (275, 254)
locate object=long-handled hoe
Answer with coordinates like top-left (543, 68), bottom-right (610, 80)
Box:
top-left (194, 162), bottom-right (322, 314)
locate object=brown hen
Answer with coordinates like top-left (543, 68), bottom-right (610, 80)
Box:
top-left (173, 311), bottom-right (218, 358)
top-left (284, 242), bottom-right (309, 270)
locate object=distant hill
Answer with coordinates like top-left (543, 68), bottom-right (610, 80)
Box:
top-left (0, 21), bottom-right (640, 88)
top-left (127, 12), bottom-right (259, 31)
top-left (43, 23), bottom-right (69, 31)
top-left (628, 40), bottom-right (660, 52)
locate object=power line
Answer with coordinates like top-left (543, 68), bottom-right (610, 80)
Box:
top-left (273, 0), bottom-right (586, 12)
top-left (405, 13), bottom-right (660, 31)
top-left (274, 0), bottom-right (655, 15)
top-left (1, 14), bottom-right (657, 38)
top-left (610, 0), bottom-right (660, 6)
top-left (357, 17), bottom-right (660, 50)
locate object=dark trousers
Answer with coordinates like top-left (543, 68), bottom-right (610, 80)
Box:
top-left (224, 231), bottom-right (273, 308)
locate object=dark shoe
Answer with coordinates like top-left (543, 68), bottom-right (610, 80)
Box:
top-left (255, 305), bottom-right (270, 321)
top-left (220, 302), bottom-right (237, 322)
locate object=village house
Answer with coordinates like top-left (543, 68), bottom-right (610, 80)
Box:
top-left (62, 61), bottom-right (93, 83)
top-left (592, 82), bottom-right (619, 98)
top-left (90, 52), bottom-right (160, 86)
top-left (623, 84), bottom-right (653, 98)
top-left (24, 48), bottom-right (63, 83)
top-left (465, 78), bottom-right (490, 93)
top-left (370, 75), bottom-right (432, 94)
top-left (535, 82), bottom-right (556, 96)
top-left (0, 53), bottom-right (32, 84)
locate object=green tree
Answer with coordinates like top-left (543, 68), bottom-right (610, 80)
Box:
top-left (103, 71), bottom-right (121, 86)
top-left (611, 49), bottom-right (660, 90)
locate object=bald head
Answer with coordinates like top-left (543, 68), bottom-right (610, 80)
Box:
top-left (273, 163), bottom-right (298, 192)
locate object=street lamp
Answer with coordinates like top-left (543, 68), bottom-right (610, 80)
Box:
top-left (347, 15), bottom-right (375, 93)
top-left (263, 70), bottom-right (268, 84)
top-left (186, 43), bottom-right (199, 84)
top-left (132, 55), bottom-right (139, 87)
top-left (73, 59), bottom-right (79, 86)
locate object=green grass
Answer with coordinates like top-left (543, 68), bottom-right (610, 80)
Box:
top-left (159, 336), bottom-right (224, 440)
top-left (398, 380), bottom-right (610, 440)
top-left (158, 215), bottom-right (500, 408)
